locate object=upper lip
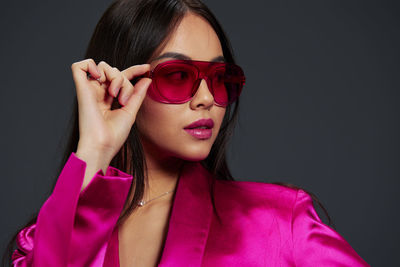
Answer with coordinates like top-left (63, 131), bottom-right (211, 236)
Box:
top-left (184, 118), bottom-right (214, 129)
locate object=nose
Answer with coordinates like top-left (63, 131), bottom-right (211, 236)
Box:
top-left (189, 79), bottom-right (214, 109)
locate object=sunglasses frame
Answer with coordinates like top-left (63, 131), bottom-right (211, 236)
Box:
top-left (136, 59), bottom-right (245, 107)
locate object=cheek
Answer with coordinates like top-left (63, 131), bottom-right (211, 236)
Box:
top-left (215, 108), bottom-right (226, 127)
top-left (136, 98), bottom-right (178, 143)
top-left (135, 97), bottom-right (227, 161)
top-left (136, 97), bottom-right (190, 158)
top-left (212, 108), bottom-right (226, 139)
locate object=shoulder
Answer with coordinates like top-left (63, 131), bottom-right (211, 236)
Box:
top-left (213, 179), bottom-right (305, 217)
top-left (215, 179), bottom-right (300, 200)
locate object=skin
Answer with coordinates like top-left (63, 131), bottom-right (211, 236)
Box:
top-left (135, 16), bottom-right (226, 200)
top-left (118, 12), bottom-right (226, 267)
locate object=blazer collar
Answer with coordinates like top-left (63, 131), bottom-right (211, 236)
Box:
top-left (158, 161), bottom-right (214, 266)
top-left (104, 161), bottom-right (214, 267)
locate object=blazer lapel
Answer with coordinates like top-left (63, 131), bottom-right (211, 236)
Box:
top-left (158, 161), bottom-right (213, 267)
top-left (103, 161), bottom-right (213, 267)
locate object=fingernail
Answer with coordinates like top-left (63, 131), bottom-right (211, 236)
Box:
top-left (114, 88), bottom-right (120, 97)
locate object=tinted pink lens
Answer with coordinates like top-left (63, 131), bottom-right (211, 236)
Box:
top-left (151, 60), bottom-right (245, 106)
top-left (212, 64), bottom-right (244, 106)
top-left (156, 63), bottom-right (195, 102)
top-left (212, 67), bottom-right (229, 105)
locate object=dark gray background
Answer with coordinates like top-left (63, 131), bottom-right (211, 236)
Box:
top-left (1, 0), bottom-right (398, 266)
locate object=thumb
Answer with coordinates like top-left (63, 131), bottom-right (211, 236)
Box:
top-left (122, 78), bottom-right (152, 119)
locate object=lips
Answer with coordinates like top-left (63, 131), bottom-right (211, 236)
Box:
top-left (184, 118), bottom-right (214, 129)
top-left (184, 118), bottom-right (214, 140)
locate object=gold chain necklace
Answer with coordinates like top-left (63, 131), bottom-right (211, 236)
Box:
top-left (137, 189), bottom-right (175, 207)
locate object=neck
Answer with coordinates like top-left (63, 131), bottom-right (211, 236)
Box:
top-left (142, 152), bottom-right (184, 203)
top-left (123, 139), bottom-right (185, 211)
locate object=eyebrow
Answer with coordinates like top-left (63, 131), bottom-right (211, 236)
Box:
top-left (151, 52), bottom-right (226, 63)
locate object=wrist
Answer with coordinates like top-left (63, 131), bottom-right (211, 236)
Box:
top-left (75, 146), bottom-right (113, 175)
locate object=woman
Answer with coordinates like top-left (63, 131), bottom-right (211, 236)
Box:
top-left (4, 0), bottom-right (369, 266)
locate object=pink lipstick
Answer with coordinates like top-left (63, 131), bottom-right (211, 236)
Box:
top-left (184, 118), bottom-right (214, 140)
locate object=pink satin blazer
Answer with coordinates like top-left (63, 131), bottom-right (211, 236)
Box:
top-left (12, 152), bottom-right (370, 266)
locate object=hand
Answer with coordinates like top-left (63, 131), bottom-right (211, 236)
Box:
top-left (71, 58), bottom-right (152, 162)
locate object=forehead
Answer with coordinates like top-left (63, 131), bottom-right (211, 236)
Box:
top-left (152, 13), bottom-right (223, 66)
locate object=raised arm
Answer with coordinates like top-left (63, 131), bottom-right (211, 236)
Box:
top-left (12, 58), bottom-right (152, 267)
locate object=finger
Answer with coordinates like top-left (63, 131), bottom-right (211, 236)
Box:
top-left (97, 62), bottom-right (124, 97)
top-left (118, 76), bottom-right (153, 106)
top-left (108, 70), bottom-right (124, 97)
top-left (121, 78), bottom-right (152, 119)
top-left (118, 77), bottom-right (136, 106)
top-left (72, 59), bottom-right (102, 111)
top-left (121, 64), bottom-right (151, 81)
top-left (71, 58), bottom-right (101, 85)
top-left (118, 64), bottom-right (151, 105)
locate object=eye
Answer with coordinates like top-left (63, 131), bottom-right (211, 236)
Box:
top-left (214, 70), bottom-right (227, 84)
top-left (165, 71), bottom-right (190, 82)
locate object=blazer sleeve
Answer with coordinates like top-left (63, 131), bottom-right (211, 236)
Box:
top-left (11, 152), bottom-right (133, 267)
top-left (291, 189), bottom-right (370, 267)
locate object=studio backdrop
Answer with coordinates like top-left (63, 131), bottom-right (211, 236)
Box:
top-left (1, 1), bottom-right (399, 266)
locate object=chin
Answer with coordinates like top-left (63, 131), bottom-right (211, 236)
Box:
top-left (180, 154), bottom-right (209, 162)
top-left (173, 146), bottom-right (212, 162)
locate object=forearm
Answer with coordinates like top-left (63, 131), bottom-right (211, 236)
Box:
top-left (12, 152), bottom-right (133, 267)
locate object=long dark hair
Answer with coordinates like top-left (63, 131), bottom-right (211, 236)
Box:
top-left (2, 0), bottom-right (333, 265)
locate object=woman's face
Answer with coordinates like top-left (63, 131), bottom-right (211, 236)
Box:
top-left (135, 12), bottom-right (226, 162)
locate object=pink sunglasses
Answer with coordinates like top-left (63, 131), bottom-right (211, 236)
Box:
top-left (133, 59), bottom-right (246, 107)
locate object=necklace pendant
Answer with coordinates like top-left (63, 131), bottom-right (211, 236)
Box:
top-left (138, 200), bottom-right (145, 206)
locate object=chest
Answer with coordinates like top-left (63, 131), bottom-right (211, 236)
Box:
top-left (118, 202), bottom-right (173, 267)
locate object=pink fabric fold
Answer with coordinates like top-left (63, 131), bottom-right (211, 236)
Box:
top-left (291, 189), bottom-right (369, 266)
top-left (11, 155), bottom-right (369, 266)
top-left (11, 152), bottom-right (133, 267)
